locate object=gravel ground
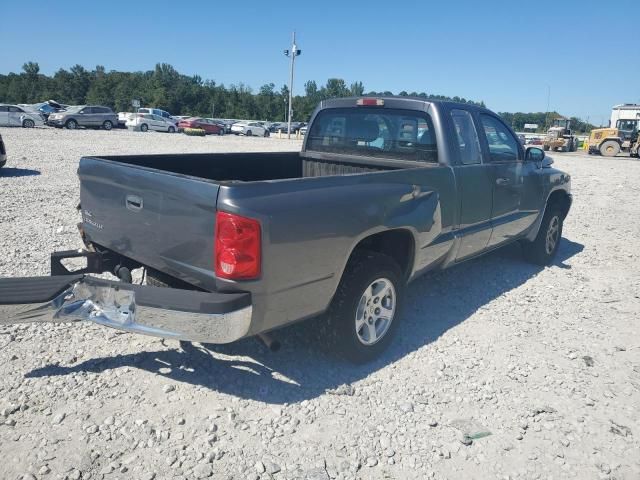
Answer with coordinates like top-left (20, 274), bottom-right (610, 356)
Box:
top-left (1, 127), bottom-right (639, 480)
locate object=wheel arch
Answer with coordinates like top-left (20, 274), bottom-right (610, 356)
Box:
top-left (525, 187), bottom-right (572, 241)
top-left (343, 228), bottom-right (416, 284)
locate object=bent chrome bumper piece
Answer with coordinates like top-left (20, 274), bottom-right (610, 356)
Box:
top-left (0, 275), bottom-right (252, 344)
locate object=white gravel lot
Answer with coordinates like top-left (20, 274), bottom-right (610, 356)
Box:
top-left (0, 126), bottom-right (639, 480)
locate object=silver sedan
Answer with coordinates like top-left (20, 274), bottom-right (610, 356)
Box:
top-left (0, 104), bottom-right (44, 128)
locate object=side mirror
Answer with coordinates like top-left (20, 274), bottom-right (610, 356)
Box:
top-left (526, 146), bottom-right (546, 163)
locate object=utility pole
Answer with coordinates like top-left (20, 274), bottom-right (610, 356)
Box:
top-left (284, 31), bottom-right (301, 139)
top-left (545, 84), bottom-right (551, 129)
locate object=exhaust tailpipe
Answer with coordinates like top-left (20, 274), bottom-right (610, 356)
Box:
top-left (258, 332), bottom-right (281, 352)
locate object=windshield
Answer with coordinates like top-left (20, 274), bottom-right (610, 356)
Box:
top-left (65, 106), bottom-right (83, 113)
top-left (306, 107), bottom-right (438, 163)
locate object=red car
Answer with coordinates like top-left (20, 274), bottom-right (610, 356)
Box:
top-left (178, 117), bottom-right (225, 135)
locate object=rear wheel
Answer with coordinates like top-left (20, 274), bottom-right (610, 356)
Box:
top-left (324, 251), bottom-right (404, 363)
top-left (140, 123), bottom-right (149, 132)
top-left (22, 119), bottom-right (35, 128)
top-left (102, 120), bottom-right (113, 130)
top-left (599, 140), bottom-right (620, 157)
top-left (65, 119), bottom-right (78, 130)
top-left (218, 128), bottom-right (224, 136)
top-left (246, 130), bottom-right (252, 137)
top-left (263, 130), bottom-right (269, 137)
top-left (168, 126), bottom-right (175, 133)
top-left (521, 205), bottom-right (563, 265)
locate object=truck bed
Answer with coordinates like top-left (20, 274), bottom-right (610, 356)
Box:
top-left (78, 152), bottom-right (403, 293)
top-left (91, 151), bottom-right (397, 183)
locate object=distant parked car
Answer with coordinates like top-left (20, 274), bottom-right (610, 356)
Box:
top-left (177, 117), bottom-right (225, 135)
top-left (300, 125), bottom-right (307, 136)
top-left (231, 121), bottom-right (269, 137)
top-left (126, 113), bottom-right (177, 133)
top-left (47, 105), bottom-right (118, 130)
top-left (34, 100), bottom-right (67, 121)
top-left (0, 132), bottom-right (6, 168)
top-left (0, 104), bottom-right (45, 128)
top-left (268, 122), bottom-right (287, 133)
top-left (138, 108), bottom-right (176, 123)
top-left (528, 137), bottom-right (543, 145)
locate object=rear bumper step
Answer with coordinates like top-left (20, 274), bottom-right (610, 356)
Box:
top-left (0, 275), bottom-right (252, 344)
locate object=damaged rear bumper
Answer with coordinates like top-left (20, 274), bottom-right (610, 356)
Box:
top-left (0, 274), bottom-right (252, 344)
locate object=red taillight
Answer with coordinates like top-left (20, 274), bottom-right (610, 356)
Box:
top-left (215, 212), bottom-right (261, 280)
top-left (357, 98), bottom-right (384, 106)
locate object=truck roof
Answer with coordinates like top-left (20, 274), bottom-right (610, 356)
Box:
top-left (318, 96), bottom-right (490, 114)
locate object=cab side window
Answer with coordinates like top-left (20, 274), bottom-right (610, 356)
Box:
top-left (451, 109), bottom-right (482, 165)
top-left (479, 114), bottom-right (520, 162)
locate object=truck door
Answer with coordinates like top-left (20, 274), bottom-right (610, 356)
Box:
top-left (450, 109), bottom-right (494, 261)
top-left (478, 114), bottom-right (525, 247)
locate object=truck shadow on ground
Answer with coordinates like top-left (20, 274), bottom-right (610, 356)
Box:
top-left (0, 167), bottom-right (40, 177)
top-left (27, 238), bottom-right (584, 404)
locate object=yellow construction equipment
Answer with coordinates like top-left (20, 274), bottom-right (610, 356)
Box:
top-left (542, 118), bottom-right (578, 152)
top-left (587, 104), bottom-right (640, 157)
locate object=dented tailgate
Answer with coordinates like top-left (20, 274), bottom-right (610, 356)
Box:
top-left (78, 157), bottom-right (220, 290)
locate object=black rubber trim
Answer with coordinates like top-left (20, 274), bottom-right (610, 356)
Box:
top-left (0, 275), bottom-right (83, 305)
top-left (81, 277), bottom-right (251, 314)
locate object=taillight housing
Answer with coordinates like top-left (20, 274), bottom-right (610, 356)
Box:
top-left (215, 212), bottom-right (261, 280)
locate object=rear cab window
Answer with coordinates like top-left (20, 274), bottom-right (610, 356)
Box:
top-left (306, 107), bottom-right (438, 163)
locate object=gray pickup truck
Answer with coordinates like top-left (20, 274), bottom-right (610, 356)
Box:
top-left (0, 97), bottom-right (572, 362)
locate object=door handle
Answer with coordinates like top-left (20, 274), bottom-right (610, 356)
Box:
top-left (496, 177), bottom-right (510, 186)
top-left (125, 195), bottom-right (143, 212)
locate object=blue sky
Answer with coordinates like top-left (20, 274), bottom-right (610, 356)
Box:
top-left (1, 0), bottom-right (638, 122)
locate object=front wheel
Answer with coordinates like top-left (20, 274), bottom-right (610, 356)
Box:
top-left (246, 130), bottom-right (252, 137)
top-left (22, 119), bottom-right (35, 128)
top-left (168, 126), bottom-right (175, 133)
top-left (521, 206), bottom-right (563, 265)
top-left (324, 251), bottom-right (404, 363)
top-left (65, 119), bottom-right (78, 130)
top-left (140, 123), bottom-right (148, 132)
top-left (599, 140), bottom-right (620, 157)
top-left (543, 145), bottom-right (550, 151)
top-left (263, 130), bottom-right (269, 137)
top-left (218, 129), bottom-right (224, 136)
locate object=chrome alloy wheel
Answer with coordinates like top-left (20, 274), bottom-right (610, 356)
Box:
top-left (545, 215), bottom-right (560, 254)
top-left (355, 278), bottom-right (396, 345)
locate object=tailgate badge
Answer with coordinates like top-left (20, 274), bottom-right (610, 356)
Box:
top-left (82, 210), bottom-right (103, 230)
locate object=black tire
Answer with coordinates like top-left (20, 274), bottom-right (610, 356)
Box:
top-left (543, 145), bottom-right (550, 151)
top-left (140, 123), bottom-right (149, 132)
top-left (599, 140), bottom-right (620, 157)
top-left (168, 126), bottom-right (175, 133)
top-left (218, 129), bottom-right (224, 136)
top-left (22, 119), bottom-right (35, 128)
top-left (102, 120), bottom-right (113, 130)
top-left (263, 130), bottom-right (269, 137)
top-left (246, 130), bottom-right (252, 137)
top-left (324, 251), bottom-right (404, 363)
top-left (521, 205), bottom-right (563, 265)
top-left (65, 119), bottom-right (78, 130)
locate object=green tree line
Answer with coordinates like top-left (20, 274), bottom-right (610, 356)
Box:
top-left (1, 62), bottom-right (594, 131)
top-left (1, 62), bottom-right (484, 122)
top-left (498, 111), bottom-right (596, 134)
